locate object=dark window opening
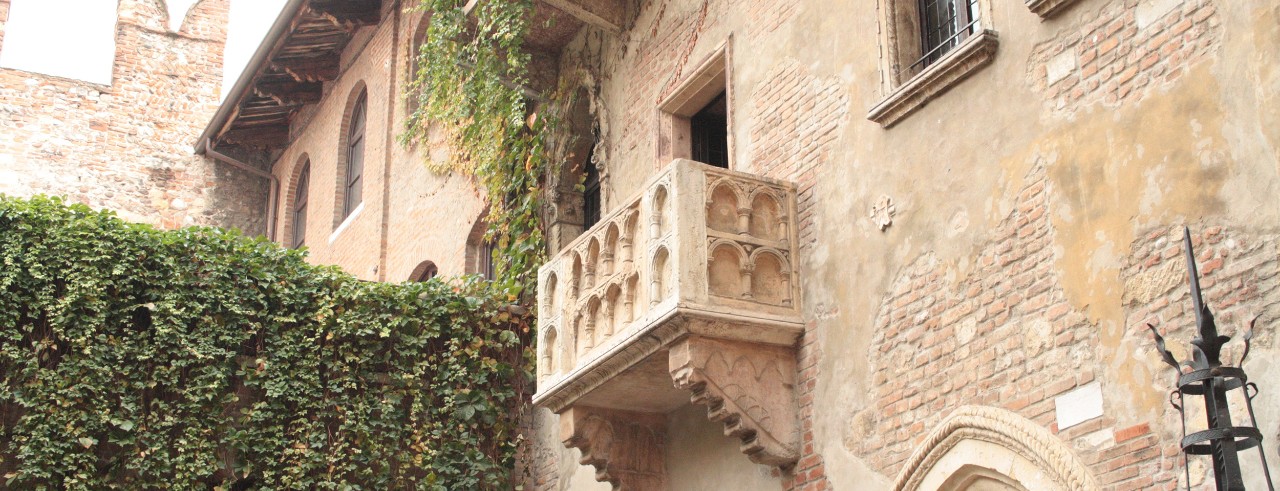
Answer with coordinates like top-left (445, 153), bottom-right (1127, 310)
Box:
top-left (343, 93), bottom-right (367, 219)
top-left (480, 240), bottom-right (497, 281)
top-left (292, 162), bottom-right (310, 249)
top-left (412, 262), bottom-right (438, 282)
top-left (914, 0), bottom-right (980, 70)
top-left (690, 91), bottom-right (729, 169)
top-left (582, 142), bottom-right (601, 230)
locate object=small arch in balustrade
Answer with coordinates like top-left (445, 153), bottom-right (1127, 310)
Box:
top-left (570, 253), bottom-right (583, 298)
top-left (604, 283), bottom-right (624, 337)
top-left (585, 238), bottom-right (601, 289)
top-left (650, 184), bottom-right (670, 238)
top-left (748, 248), bottom-right (791, 307)
top-left (621, 210), bottom-right (640, 264)
top-left (541, 326), bottom-right (558, 378)
top-left (602, 222), bottom-right (620, 277)
top-left (748, 190), bottom-right (785, 241)
top-left (585, 295), bottom-right (603, 349)
top-left (707, 240), bottom-right (748, 299)
top-left (543, 272), bottom-right (559, 315)
top-left (651, 246), bottom-right (672, 305)
top-left (706, 179), bottom-right (746, 234)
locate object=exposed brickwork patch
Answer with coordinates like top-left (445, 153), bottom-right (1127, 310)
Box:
top-left (1028, 0), bottom-right (1221, 111)
top-left (850, 165), bottom-right (1200, 490)
top-left (747, 59), bottom-right (848, 254)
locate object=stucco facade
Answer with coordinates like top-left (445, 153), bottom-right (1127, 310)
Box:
top-left (115, 0), bottom-right (1280, 489)
top-left (526, 0), bottom-right (1280, 489)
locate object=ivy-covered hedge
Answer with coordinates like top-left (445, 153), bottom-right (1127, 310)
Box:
top-left (0, 196), bottom-right (532, 490)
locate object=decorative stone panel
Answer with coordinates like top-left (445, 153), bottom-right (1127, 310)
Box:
top-left (535, 159), bottom-right (805, 484)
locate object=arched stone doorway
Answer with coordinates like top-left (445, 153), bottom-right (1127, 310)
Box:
top-left (892, 406), bottom-right (1100, 491)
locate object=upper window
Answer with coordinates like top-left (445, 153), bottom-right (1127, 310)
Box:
top-left (689, 91), bottom-right (729, 169)
top-left (0, 0), bottom-right (117, 84)
top-left (343, 92), bottom-right (367, 219)
top-left (291, 161), bottom-right (311, 248)
top-left (657, 44), bottom-right (732, 169)
top-left (582, 143), bottom-right (601, 230)
top-left (867, 0), bottom-right (997, 126)
top-left (914, 0), bottom-right (981, 72)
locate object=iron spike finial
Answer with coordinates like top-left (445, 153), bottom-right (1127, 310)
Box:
top-left (1183, 227), bottom-right (1226, 368)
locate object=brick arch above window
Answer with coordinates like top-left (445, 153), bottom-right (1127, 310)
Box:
top-left (409, 260), bottom-right (439, 282)
top-left (405, 12), bottom-right (433, 118)
top-left (465, 212), bottom-right (496, 280)
top-left (334, 82), bottom-right (369, 227)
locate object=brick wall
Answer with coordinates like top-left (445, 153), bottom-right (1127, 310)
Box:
top-left (1029, 0), bottom-right (1221, 112)
top-left (850, 165), bottom-right (1186, 489)
top-left (267, 3), bottom-right (486, 282)
top-left (0, 0), bottom-right (267, 233)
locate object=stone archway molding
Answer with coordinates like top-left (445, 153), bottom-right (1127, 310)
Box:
top-left (891, 405), bottom-right (1101, 491)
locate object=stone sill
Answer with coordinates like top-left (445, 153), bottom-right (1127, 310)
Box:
top-left (1027, 0), bottom-right (1084, 18)
top-left (867, 30), bottom-right (999, 128)
top-left (328, 202), bottom-right (364, 245)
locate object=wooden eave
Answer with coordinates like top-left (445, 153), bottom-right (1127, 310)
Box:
top-left (202, 0), bottom-right (382, 153)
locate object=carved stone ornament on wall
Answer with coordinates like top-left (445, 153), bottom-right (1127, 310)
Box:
top-left (870, 194), bottom-right (897, 231)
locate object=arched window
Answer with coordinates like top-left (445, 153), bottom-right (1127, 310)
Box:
top-left (466, 216), bottom-right (498, 281)
top-left (342, 91), bottom-right (367, 219)
top-left (409, 261), bottom-right (438, 282)
top-left (291, 161), bottom-right (311, 248)
top-left (582, 144), bottom-right (601, 230)
top-left (406, 16), bottom-right (430, 118)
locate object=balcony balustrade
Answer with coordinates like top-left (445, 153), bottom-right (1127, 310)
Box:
top-left (534, 159), bottom-right (805, 487)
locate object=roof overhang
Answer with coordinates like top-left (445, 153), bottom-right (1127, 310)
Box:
top-left (195, 0), bottom-right (624, 157)
top-left (195, 0), bottom-right (383, 156)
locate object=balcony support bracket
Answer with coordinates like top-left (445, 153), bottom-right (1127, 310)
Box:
top-left (669, 336), bottom-right (801, 467)
top-left (561, 406), bottom-right (669, 490)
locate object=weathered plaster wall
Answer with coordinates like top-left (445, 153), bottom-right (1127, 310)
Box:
top-left (268, 3), bottom-right (486, 281)
top-left (0, 0), bottom-right (267, 233)
top-left (535, 0), bottom-right (1280, 489)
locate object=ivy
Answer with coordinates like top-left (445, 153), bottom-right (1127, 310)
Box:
top-left (402, 0), bottom-right (561, 298)
top-left (0, 196), bottom-right (532, 490)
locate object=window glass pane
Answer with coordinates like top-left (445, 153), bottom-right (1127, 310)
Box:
top-left (344, 96), bottom-right (367, 217)
top-left (583, 157), bottom-right (601, 230)
top-left (293, 163), bottom-right (310, 248)
top-left (0, 0), bottom-right (117, 84)
top-left (690, 92), bottom-right (729, 169)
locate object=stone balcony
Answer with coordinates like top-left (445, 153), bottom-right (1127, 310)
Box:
top-left (534, 159), bottom-right (805, 488)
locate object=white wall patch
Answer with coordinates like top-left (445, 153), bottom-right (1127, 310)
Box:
top-left (1054, 381), bottom-right (1103, 431)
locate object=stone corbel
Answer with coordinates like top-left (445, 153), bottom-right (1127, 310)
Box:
top-left (669, 336), bottom-right (800, 467)
top-left (561, 406), bottom-right (668, 490)
top-left (1026, 0), bottom-right (1083, 19)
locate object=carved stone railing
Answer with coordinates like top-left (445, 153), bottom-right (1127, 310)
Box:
top-left (535, 159), bottom-right (804, 487)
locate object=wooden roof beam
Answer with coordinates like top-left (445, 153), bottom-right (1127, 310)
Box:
top-left (309, 0), bottom-right (381, 30)
top-left (254, 80), bottom-right (324, 106)
top-left (219, 125), bottom-right (291, 147)
top-left (540, 0), bottom-right (623, 33)
top-left (271, 56), bottom-right (340, 83)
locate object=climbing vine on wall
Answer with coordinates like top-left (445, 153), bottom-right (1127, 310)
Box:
top-left (0, 196), bottom-right (531, 490)
top-left (403, 0), bottom-right (565, 297)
